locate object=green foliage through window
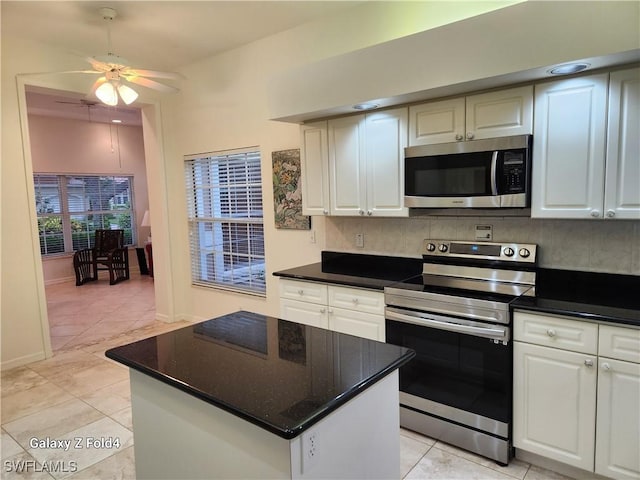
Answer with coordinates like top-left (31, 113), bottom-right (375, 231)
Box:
top-left (33, 174), bottom-right (136, 255)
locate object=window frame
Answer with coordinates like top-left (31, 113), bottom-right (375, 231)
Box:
top-left (184, 147), bottom-right (266, 296)
top-left (33, 173), bottom-right (136, 256)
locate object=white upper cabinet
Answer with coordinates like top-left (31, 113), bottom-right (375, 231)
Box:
top-left (309, 107), bottom-right (409, 217)
top-left (408, 85), bottom-right (533, 146)
top-left (364, 108), bottom-right (408, 217)
top-left (604, 67), bottom-right (640, 220)
top-left (328, 115), bottom-right (367, 216)
top-left (408, 97), bottom-right (465, 145)
top-left (532, 71), bottom-right (639, 220)
top-left (300, 121), bottom-right (330, 216)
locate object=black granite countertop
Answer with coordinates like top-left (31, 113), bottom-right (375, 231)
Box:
top-left (273, 251), bottom-right (422, 290)
top-left (274, 251), bottom-right (639, 328)
top-left (512, 268), bottom-right (640, 328)
top-left (106, 311), bottom-right (415, 439)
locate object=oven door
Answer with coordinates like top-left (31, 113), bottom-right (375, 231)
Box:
top-left (385, 306), bottom-right (512, 428)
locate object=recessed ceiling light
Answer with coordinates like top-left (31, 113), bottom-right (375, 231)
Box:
top-left (112, 119), bottom-right (122, 123)
top-left (353, 103), bottom-right (379, 111)
top-left (548, 63), bottom-right (590, 75)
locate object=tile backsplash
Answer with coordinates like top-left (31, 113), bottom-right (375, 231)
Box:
top-left (326, 216), bottom-right (640, 275)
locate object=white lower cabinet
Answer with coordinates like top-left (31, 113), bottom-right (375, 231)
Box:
top-left (279, 279), bottom-right (385, 341)
top-left (513, 341), bottom-right (597, 470)
top-left (514, 311), bottom-right (640, 479)
top-left (595, 325), bottom-right (640, 480)
top-left (280, 298), bottom-right (328, 329)
top-left (595, 357), bottom-right (640, 479)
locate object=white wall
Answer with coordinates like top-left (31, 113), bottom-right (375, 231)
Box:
top-left (28, 115), bottom-right (149, 284)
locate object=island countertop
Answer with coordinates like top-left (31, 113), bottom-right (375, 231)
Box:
top-left (106, 311), bottom-right (415, 440)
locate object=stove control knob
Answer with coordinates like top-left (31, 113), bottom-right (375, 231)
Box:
top-left (426, 243), bottom-right (436, 252)
top-left (519, 248), bottom-right (531, 258)
top-left (503, 247), bottom-right (515, 257)
top-left (438, 244), bottom-right (448, 253)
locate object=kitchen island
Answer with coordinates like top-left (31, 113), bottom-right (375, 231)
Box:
top-left (106, 311), bottom-right (414, 479)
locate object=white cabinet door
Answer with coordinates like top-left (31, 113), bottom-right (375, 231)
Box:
top-left (280, 298), bottom-right (329, 329)
top-left (408, 97), bottom-right (465, 145)
top-left (365, 107), bottom-right (408, 217)
top-left (605, 67), bottom-right (640, 220)
top-left (513, 341), bottom-right (597, 470)
top-left (328, 115), bottom-right (366, 216)
top-left (300, 121), bottom-right (330, 216)
top-left (408, 86), bottom-right (533, 146)
top-left (531, 73), bottom-right (608, 218)
top-left (328, 307), bottom-right (384, 342)
top-left (595, 357), bottom-right (640, 480)
top-left (465, 85), bottom-right (533, 140)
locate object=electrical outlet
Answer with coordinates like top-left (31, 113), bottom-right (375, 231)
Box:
top-left (310, 229), bottom-right (316, 244)
top-left (355, 233), bottom-right (364, 248)
top-left (301, 430), bottom-right (319, 473)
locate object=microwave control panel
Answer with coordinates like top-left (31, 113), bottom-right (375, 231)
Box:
top-left (500, 151), bottom-right (526, 193)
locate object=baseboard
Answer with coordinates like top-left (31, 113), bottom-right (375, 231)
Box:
top-left (515, 449), bottom-right (610, 480)
top-left (1, 350), bottom-right (47, 371)
top-left (44, 276), bottom-right (75, 286)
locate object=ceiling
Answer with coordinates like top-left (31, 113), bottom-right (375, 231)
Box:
top-left (3, 1), bottom-right (360, 124)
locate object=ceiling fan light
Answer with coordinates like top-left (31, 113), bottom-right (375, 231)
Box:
top-left (96, 82), bottom-right (118, 106)
top-left (117, 84), bottom-right (138, 105)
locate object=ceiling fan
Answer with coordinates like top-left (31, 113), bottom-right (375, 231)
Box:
top-left (69, 7), bottom-right (181, 106)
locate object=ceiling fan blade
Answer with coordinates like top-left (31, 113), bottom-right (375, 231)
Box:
top-left (18, 70), bottom-right (102, 77)
top-left (125, 76), bottom-right (179, 93)
top-left (122, 68), bottom-right (182, 80)
top-left (85, 57), bottom-right (111, 72)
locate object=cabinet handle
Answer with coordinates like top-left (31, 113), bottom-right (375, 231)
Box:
top-left (466, 132), bottom-right (474, 140)
top-left (606, 210), bottom-right (615, 218)
top-left (328, 308), bottom-right (333, 314)
top-left (455, 134), bottom-right (464, 141)
top-left (352, 298), bottom-right (359, 304)
top-left (297, 289), bottom-right (304, 295)
top-left (367, 210), bottom-right (372, 216)
top-left (584, 359), bottom-right (594, 367)
top-left (359, 209), bottom-right (364, 216)
top-left (546, 328), bottom-right (556, 337)
top-left (590, 210), bottom-right (600, 218)
top-left (320, 308), bottom-right (326, 314)
top-left (323, 209), bottom-right (328, 215)
top-left (601, 362), bottom-right (611, 371)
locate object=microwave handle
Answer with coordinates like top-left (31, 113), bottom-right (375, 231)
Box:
top-left (490, 151), bottom-right (498, 195)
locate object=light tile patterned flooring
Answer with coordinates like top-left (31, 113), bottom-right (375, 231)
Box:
top-left (1, 277), bottom-right (573, 479)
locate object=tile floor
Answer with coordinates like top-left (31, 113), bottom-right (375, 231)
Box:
top-left (1, 277), bottom-right (574, 479)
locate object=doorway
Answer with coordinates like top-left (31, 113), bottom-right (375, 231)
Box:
top-left (24, 86), bottom-right (157, 352)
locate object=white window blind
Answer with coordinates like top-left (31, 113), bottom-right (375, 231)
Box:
top-left (185, 148), bottom-right (266, 295)
top-left (33, 174), bottom-right (135, 255)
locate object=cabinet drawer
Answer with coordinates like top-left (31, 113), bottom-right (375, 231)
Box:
top-left (328, 285), bottom-right (384, 315)
top-left (279, 279), bottom-right (328, 304)
top-left (279, 298), bottom-right (329, 329)
top-left (329, 307), bottom-right (385, 341)
top-left (599, 325), bottom-right (640, 363)
top-left (514, 311), bottom-right (598, 354)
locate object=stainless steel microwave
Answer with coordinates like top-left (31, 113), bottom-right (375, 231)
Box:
top-left (404, 135), bottom-right (532, 208)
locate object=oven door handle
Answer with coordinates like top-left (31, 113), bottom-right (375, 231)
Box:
top-left (385, 307), bottom-right (509, 342)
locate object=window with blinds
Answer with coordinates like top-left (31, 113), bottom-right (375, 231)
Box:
top-left (185, 148), bottom-right (266, 295)
top-left (33, 174), bottom-right (135, 255)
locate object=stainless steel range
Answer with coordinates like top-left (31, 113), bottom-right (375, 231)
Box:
top-left (384, 239), bottom-right (538, 465)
